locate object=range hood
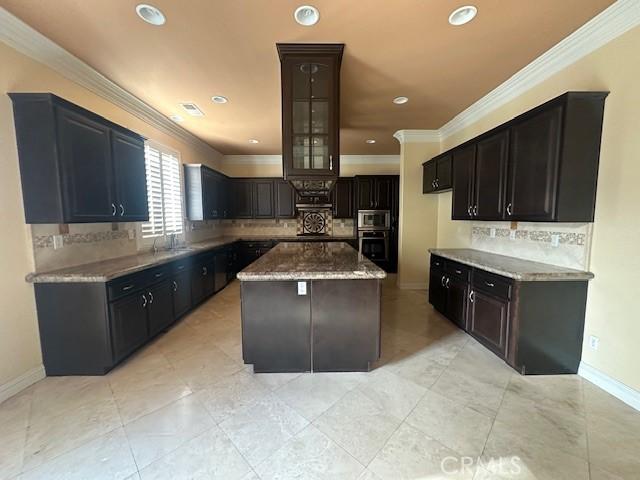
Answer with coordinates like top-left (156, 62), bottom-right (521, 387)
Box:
top-left (277, 43), bottom-right (344, 197)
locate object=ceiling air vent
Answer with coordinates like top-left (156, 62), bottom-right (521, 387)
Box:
top-left (179, 102), bottom-right (204, 117)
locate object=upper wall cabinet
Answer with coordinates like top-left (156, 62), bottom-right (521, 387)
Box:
top-left (9, 93), bottom-right (148, 224)
top-left (278, 44), bottom-right (343, 181)
top-left (429, 91), bottom-right (608, 223)
top-left (184, 165), bottom-right (228, 220)
top-left (422, 153), bottom-right (452, 193)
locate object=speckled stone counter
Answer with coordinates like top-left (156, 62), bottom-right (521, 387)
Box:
top-left (26, 235), bottom-right (357, 283)
top-left (237, 242), bottom-right (386, 281)
top-left (429, 248), bottom-right (594, 281)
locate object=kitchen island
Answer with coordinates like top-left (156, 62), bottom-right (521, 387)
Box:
top-left (237, 242), bottom-right (386, 373)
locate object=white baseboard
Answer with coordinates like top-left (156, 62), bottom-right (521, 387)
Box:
top-left (397, 282), bottom-right (428, 290)
top-left (0, 365), bottom-right (45, 403)
top-left (578, 362), bottom-right (640, 412)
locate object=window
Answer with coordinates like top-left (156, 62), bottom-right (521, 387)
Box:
top-left (141, 143), bottom-right (183, 240)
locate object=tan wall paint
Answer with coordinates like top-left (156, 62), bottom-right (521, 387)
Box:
top-left (0, 42), bottom-right (221, 389)
top-left (436, 26), bottom-right (640, 391)
top-left (397, 141), bottom-right (440, 288)
top-left (218, 161), bottom-right (399, 178)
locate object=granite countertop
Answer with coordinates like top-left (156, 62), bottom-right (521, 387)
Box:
top-left (429, 248), bottom-right (594, 282)
top-left (237, 242), bottom-right (387, 281)
top-left (26, 235), bottom-right (357, 284)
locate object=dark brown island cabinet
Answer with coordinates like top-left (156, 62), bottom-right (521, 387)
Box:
top-left (429, 253), bottom-right (590, 374)
top-left (9, 93), bottom-right (148, 223)
top-left (425, 91), bottom-right (609, 223)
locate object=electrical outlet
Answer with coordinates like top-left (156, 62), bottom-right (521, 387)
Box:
top-left (509, 229), bottom-right (517, 240)
top-left (551, 234), bottom-right (560, 247)
top-left (52, 234), bottom-right (64, 250)
top-left (297, 281), bottom-right (307, 296)
top-left (490, 228), bottom-right (496, 238)
top-left (589, 335), bottom-right (600, 351)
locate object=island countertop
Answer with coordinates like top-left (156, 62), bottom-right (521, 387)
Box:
top-left (237, 242), bottom-right (387, 281)
top-left (429, 248), bottom-right (594, 281)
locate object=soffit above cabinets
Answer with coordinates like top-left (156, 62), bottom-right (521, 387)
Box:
top-left (1, 0), bottom-right (613, 155)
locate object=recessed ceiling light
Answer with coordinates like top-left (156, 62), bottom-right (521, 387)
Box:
top-left (393, 96), bottom-right (409, 105)
top-left (448, 5), bottom-right (477, 26)
top-left (294, 5), bottom-right (320, 26)
top-left (248, 139), bottom-right (260, 144)
top-left (135, 4), bottom-right (166, 26)
top-left (211, 95), bottom-right (228, 104)
top-left (179, 103), bottom-right (204, 117)
top-left (169, 114), bottom-right (184, 122)
top-left (365, 139), bottom-right (376, 144)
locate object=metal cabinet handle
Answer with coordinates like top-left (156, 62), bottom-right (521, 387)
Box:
top-left (119, 204), bottom-right (125, 216)
top-left (202, 266), bottom-right (207, 276)
top-left (329, 155), bottom-right (333, 170)
top-left (142, 294), bottom-right (147, 308)
top-left (467, 205), bottom-right (472, 217)
top-left (154, 272), bottom-right (163, 278)
top-left (506, 203), bottom-right (513, 216)
top-left (122, 284), bottom-right (134, 291)
top-left (473, 205), bottom-right (478, 216)
top-left (148, 291), bottom-right (154, 304)
top-left (441, 275), bottom-right (446, 286)
top-left (455, 269), bottom-right (462, 274)
top-left (173, 281), bottom-right (178, 292)
top-left (468, 290), bottom-right (474, 303)
top-left (485, 282), bottom-right (495, 287)
top-left (445, 277), bottom-right (450, 288)
top-left (111, 203), bottom-right (116, 216)
top-left (435, 178), bottom-right (439, 188)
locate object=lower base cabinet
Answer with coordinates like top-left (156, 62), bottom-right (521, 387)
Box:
top-left (148, 280), bottom-right (174, 337)
top-left (172, 270), bottom-right (192, 319)
top-left (429, 254), bottom-right (589, 374)
top-left (110, 292), bottom-right (148, 363)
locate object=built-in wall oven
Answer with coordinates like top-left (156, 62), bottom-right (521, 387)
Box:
top-left (358, 210), bottom-right (390, 262)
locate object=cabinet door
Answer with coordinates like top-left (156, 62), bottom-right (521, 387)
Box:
top-left (436, 154), bottom-right (452, 190)
top-left (469, 290), bottom-right (509, 357)
top-left (202, 169), bottom-right (219, 219)
top-left (429, 268), bottom-right (447, 314)
top-left (148, 281), bottom-right (174, 337)
top-left (230, 180), bottom-right (253, 218)
top-left (474, 130), bottom-right (509, 220)
top-left (356, 177), bottom-right (374, 209)
top-left (451, 145), bottom-right (475, 220)
top-left (171, 270), bottom-right (192, 319)
top-left (57, 107), bottom-right (115, 221)
top-left (191, 260), bottom-right (214, 304)
top-left (506, 105), bottom-right (563, 221)
top-left (109, 293), bottom-right (148, 362)
top-left (275, 180), bottom-right (296, 218)
top-left (214, 252), bottom-right (228, 292)
top-left (374, 177), bottom-right (393, 209)
top-left (253, 180), bottom-right (274, 218)
top-left (446, 277), bottom-right (468, 330)
top-left (112, 131), bottom-right (148, 221)
top-left (422, 161), bottom-right (437, 194)
top-left (331, 178), bottom-right (354, 219)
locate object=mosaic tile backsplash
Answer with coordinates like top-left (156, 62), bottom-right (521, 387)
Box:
top-left (471, 221), bottom-right (593, 270)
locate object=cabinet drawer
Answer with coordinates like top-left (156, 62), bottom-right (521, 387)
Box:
top-left (430, 254), bottom-right (445, 271)
top-left (146, 265), bottom-right (171, 284)
top-left (241, 240), bottom-right (273, 249)
top-left (108, 272), bottom-right (147, 300)
top-left (171, 258), bottom-right (192, 274)
top-left (472, 269), bottom-right (512, 300)
top-left (445, 261), bottom-right (471, 282)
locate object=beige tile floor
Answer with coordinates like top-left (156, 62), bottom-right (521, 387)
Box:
top-left (2, 276), bottom-right (640, 479)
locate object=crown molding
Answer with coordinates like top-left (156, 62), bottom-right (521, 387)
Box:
top-left (0, 8), bottom-right (221, 160)
top-left (222, 155), bottom-right (400, 165)
top-left (439, 0), bottom-right (640, 139)
top-left (393, 130), bottom-right (441, 144)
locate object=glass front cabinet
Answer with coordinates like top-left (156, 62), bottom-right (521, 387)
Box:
top-left (277, 44), bottom-right (344, 180)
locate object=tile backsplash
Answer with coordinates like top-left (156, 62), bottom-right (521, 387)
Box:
top-left (471, 221), bottom-right (593, 270)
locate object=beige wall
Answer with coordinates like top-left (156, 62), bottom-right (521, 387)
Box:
top-left (218, 160), bottom-right (399, 178)
top-left (0, 42), bottom-right (221, 392)
top-left (397, 141), bottom-right (440, 288)
top-left (435, 26), bottom-right (640, 391)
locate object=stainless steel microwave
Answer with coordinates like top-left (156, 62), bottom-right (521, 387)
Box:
top-left (357, 210), bottom-right (390, 230)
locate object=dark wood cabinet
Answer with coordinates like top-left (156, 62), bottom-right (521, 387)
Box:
top-left (375, 177), bottom-right (393, 210)
top-left (148, 280), bottom-right (174, 337)
top-left (331, 178), bottom-right (354, 219)
top-left (171, 270), bottom-right (192, 319)
top-left (356, 177), bottom-right (375, 210)
top-left (355, 176), bottom-right (394, 210)
top-left (422, 153), bottom-right (452, 193)
top-left (278, 44), bottom-right (343, 180)
top-left (109, 292), bottom-right (148, 362)
top-left (214, 251), bottom-right (228, 293)
top-left (230, 180), bottom-right (253, 218)
top-left (184, 165), bottom-right (227, 220)
top-left (440, 91), bottom-right (607, 222)
top-left (111, 131), bottom-right (148, 221)
top-left (429, 267), bottom-right (447, 315)
top-left (468, 289), bottom-right (509, 357)
top-left (446, 277), bottom-right (469, 330)
top-left (275, 180), bottom-right (296, 218)
top-left (9, 93), bottom-right (148, 224)
top-left (191, 256), bottom-right (215, 305)
top-left (253, 180), bottom-right (275, 218)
